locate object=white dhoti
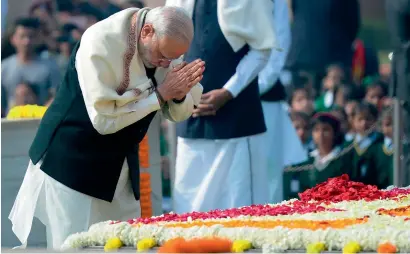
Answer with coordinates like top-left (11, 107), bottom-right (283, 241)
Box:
top-left (9, 159), bottom-right (140, 249)
top-left (261, 101), bottom-right (307, 204)
top-left (173, 134), bottom-right (269, 213)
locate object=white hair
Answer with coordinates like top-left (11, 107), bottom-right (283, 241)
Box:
top-left (145, 6), bottom-right (194, 45)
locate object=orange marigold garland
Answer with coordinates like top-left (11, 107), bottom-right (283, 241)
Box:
top-left (163, 217), bottom-right (368, 230)
top-left (139, 134), bottom-right (150, 168)
top-left (158, 237), bottom-right (233, 253)
top-left (140, 172), bottom-right (152, 218)
top-left (139, 134), bottom-right (152, 218)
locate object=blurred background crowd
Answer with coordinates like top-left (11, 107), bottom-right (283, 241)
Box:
top-left (0, 0), bottom-right (406, 211)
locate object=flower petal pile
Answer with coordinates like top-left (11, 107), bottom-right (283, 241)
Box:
top-left (62, 175), bottom-right (410, 253)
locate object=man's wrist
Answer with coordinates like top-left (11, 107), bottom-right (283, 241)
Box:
top-left (221, 88), bottom-right (234, 101)
top-left (156, 86), bottom-right (170, 102)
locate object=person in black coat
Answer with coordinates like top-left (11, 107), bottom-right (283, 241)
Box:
top-left (385, 0), bottom-right (410, 186)
top-left (285, 0), bottom-right (360, 92)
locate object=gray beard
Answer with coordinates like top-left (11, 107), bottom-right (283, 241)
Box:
top-left (138, 41), bottom-right (155, 68)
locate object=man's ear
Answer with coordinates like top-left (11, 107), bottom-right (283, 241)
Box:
top-left (140, 24), bottom-right (154, 38)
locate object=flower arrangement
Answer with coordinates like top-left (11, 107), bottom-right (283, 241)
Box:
top-left (6, 105), bottom-right (48, 119)
top-left (61, 175), bottom-right (410, 253)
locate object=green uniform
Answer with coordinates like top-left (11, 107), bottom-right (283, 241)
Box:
top-left (346, 132), bottom-right (385, 185)
top-left (362, 138), bottom-right (394, 188)
top-left (283, 146), bottom-right (352, 200)
top-left (314, 91), bottom-right (334, 112)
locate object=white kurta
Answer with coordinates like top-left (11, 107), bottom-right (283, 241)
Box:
top-left (168, 0), bottom-right (276, 213)
top-left (8, 8), bottom-right (202, 249)
top-left (258, 0), bottom-right (307, 203)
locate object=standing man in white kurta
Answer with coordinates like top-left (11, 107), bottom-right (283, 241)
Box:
top-left (258, 0), bottom-right (307, 204)
top-left (166, 0), bottom-right (277, 213)
top-left (9, 7), bottom-right (203, 249)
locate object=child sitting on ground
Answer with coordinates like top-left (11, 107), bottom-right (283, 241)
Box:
top-left (289, 87), bottom-right (314, 116)
top-left (346, 102), bottom-right (384, 183)
top-left (290, 111), bottom-right (314, 154)
top-left (314, 63), bottom-right (347, 112)
top-left (363, 77), bottom-right (388, 110)
top-left (360, 107), bottom-right (394, 188)
top-left (283, 113), bottom-right (351, 199)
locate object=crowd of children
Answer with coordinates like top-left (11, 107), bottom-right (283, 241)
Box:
top-left (284, 63), bottom-right (394, 200)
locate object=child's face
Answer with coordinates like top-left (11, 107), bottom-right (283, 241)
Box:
top-left (353, 111), bottom-right (375, 135)
top-left (312, 122), bottom-right (335, 150)
top-left (345, 101), bottom-right (358, 130)
top-left (382, 116), bottom-right (393, 139)
top-left (365, 86), bottom-right (384, 107)
top-left (292, 118), bottom-right (309, 144)
top-left (291, 90), bottom-right (313, 115)
top-left (323, 67), bottom-right (344, 90)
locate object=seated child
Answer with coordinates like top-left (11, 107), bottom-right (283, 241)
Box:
top-left (363, 77), bottom-right (388, 110)
top-left (283, 113), bottom-right (351, 199)
top-left (361, 107), bottom-right (394, 188)
top-left (290, 111), bottom-right (314, 154)
top-left (346, 102), bottom-right (384, 183)
top-left (315, 63), bottom-right (346, 112)
top-left (289, 87), bottom-right (314, 116)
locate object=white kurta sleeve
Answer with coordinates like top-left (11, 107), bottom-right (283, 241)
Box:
top-left (258, 0), bottom-right (291, 95)
top-left (161, 83), bottom-right (203, 122)
top-left (223, 48), bottom-right (271, 98)
top-left (75, 42), bottom-right (161, 135)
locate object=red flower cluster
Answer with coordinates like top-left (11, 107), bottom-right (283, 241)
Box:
top-left (299, 174), bottom-right (410, 203)
top-left (123, 202), bottom-right (342, 225)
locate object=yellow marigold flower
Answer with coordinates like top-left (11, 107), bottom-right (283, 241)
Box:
top-left (104, 237), bottom-right (123, 252)
top-left (343, 241), bottom-right (361, 253)
top-left (231, 240), bottom-right (252, 253)
top-left (6, 105), bottom-right (47, 119)
top-left (137, 238), bottom-right (156, 252)
top-left (306, 242), bottom-right (326, 253)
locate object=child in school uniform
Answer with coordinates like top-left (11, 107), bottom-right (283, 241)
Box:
top-left (283, 113), bottom-right (351, 199)
top-left (363, 77), bottom-right (388, 110)
top-left (360, 107), bottom-right (394, 188)
top-left (346, 102), bottom-right (385, 183)
top-left (314, 64), bottom-right (347, 112)
top-left (290, 111), bottom-right (314, 154)
top-left (289, 87), bottom-right (315, 116)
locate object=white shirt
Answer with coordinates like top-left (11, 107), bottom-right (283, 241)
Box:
top-left (258, 0), bottom-right (291, 94)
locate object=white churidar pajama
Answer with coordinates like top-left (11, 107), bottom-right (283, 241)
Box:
top-left (9, 159), bottom-right (139, 249)
top-left (258, 0), bottom-right (307, 203)
top-left (8, 8), bottom-right (203, 250)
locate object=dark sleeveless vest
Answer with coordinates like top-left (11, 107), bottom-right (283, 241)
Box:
top-left (29, 41), bottom-right (157, 202)
top-left (176, 0), bottom-right (266, 139)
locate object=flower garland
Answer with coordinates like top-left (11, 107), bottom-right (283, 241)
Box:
top-left (158, 237), bottom-right (232, 253)
top-left (140, 172), bottom-right (152, 218)
top-left (138, 134), bottom-right (150, 168)
top-left (6, 105), bottom-right (48, 119)
top-left (62, 176), bottom-right (410, 253)
top-left (138, 134), bottom-right (152, 218)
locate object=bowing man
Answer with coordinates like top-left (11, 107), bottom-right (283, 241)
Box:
top-left (9, 6), bottom-right (204, 249)
top-left (166, 0), bottom-right (277, 213)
